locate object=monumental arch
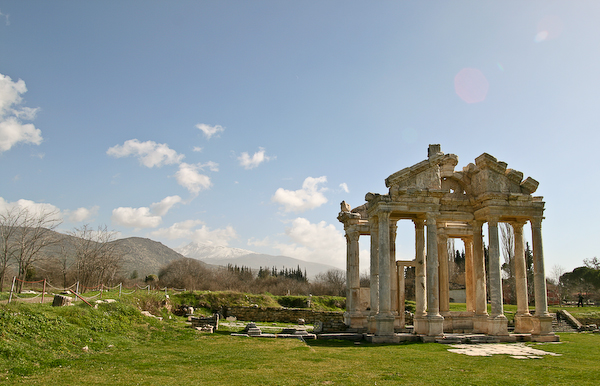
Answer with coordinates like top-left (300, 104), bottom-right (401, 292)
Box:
top-left (338, 145), bottom-right (557, 343)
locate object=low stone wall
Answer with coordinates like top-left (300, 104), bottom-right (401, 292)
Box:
top-left (226, 306), bottom-right (346, 333)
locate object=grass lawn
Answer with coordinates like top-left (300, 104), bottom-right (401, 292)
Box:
top-left (2, 298), bottom-right (600, 385)
top-left (7, 333), bottom-right (600, 385)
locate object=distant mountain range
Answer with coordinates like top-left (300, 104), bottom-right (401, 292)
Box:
top-left (25, 229), bottom-right (339, 280)
top-left (174, 242), bottom-right (339, 278)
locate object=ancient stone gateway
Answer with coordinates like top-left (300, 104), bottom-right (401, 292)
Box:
top-left (338, 145), bottom-right (557, 343)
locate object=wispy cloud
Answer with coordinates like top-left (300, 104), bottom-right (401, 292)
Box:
top-left (149, 195), bottom-right (182, 216)
top-left (196, 123), bottom-right (224, 139)
top-left (151, 220), bottom-right (237, 246)
top-left (111, 206), bottom-right (162, 229)
top-left (106, 139), bottom-right (184, 168)
top-left (238, 147), bottom-right (274, 169)
top-left (271, 176), bottom-right (328, 213)
top-left (339, 183), bottom-right (349, 193)
top-left (0, 73), bottom-right (42, 153)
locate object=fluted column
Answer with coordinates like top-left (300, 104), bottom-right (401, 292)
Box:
top-left (463, 237), bottom-right (475, 313)
top-left (346, 229), bottom-right (360, 315)
top-left (397, 262), bottom-right (406, 328)
top-left (426, 213), bottom-right (443, 336)
top-left (531, 217), bottom-right (549, 317)
top-left (414, 218), bottom-right (426, 318)
top-left (487, 217), bottom-right (504, 317)
top-left (472, 220), bottom-right (488, 333)
top-left (512, 221), bottom-right (529, 316)
top-left (369, 217), bottom-right (379, 316)
top-left (426, 214), bottom-right (440, 317)
top-left (437, 229), bottom-right (449, 314)
top-left (376, 210), bottom-right (394, 336)
top-left (512, 220), bottom-right (532, 334)
top-left (378, 211), bottom-right (392, 316)
top-left (390, 222), bottom-right (398, 314)
top-left (487, 217), bottom-right (508, 336)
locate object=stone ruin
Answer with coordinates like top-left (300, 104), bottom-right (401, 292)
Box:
top-left (338, 145), bottom-right (558, 343)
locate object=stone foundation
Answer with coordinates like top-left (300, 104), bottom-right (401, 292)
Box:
top-left (226, 306), bottom-right (346, 333)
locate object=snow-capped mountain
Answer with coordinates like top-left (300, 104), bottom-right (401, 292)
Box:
top-left (175, 242), bottom-right (257, 260)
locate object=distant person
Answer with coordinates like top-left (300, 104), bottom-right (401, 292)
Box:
top-left (577, 293), bottom-right (584, 307)
top-left (556, 311), bottom-right (561, 324)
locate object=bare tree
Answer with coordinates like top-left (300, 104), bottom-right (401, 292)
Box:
top-left (0, 207), bottom-right (25, 291)
top-left (312, 269), bottom-right (346, 296)
top-left (69, 224), bottom-right (122, 288)
top-left (5, 206), bottom-right (63, 292)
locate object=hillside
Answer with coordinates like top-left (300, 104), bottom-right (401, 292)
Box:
top-left (110, 237), bottom-right (201, 278)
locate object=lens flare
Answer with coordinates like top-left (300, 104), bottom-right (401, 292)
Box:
top-left (454, 68), bottom-right (489, 104)
top-left (534, 15), bottom-right (563, 43)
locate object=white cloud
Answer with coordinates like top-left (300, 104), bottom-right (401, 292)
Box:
top-left (111, 206), bottom-right (162, 229)
top-left (0, 197), bottom-right (62, 222)
top-left (196, 123), bottom-right (224, 139)
top-left (238, 147), bottom-right (274, 170)
top-left (339, 183), bottom-right (349, 193)
top-left (106, 139), bottom-right (184, 168)
top-left (174, 162), bottom-right (214, 194)
top-left (150, 219), bottom-right (204, 240)
top-left (151, 220), bottom-right (237, 246)
top-left (150, 195), bottom-right (182, 216)
top-left (248, 236), bottom-right (271, 247)
top-left (271, 176), bottom-right (328, 213)
top-left (273, 218), bottom-right (346, 268)
top-left (65, 206), bottom-right (99, 222)
top-left (193, 146), bottom-right (203, 152)
top-left (0, 73), bottom-right (42, 153)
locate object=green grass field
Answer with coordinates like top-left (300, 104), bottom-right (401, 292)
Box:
top-left (1, 295), bottom-right (599, 385)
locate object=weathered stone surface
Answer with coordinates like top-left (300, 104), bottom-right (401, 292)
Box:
top-left (52, 294), bottom-right (73, 307)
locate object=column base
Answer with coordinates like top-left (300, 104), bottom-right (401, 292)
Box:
top-left (472, 314), bottom-right (489, 334)
top-left (487, 314), bottom-right (509, 336)
top-left (375, 313), bottom-right (395, 336)
top-left (413, 315), bottom-right (428, 335)
top-left (367, 314), bottom-right (378, 334)
top-left (532, 315), bottom-right (554, 336)
top-left (344, 311), bottom-right (368, 329)
top-left (514, 313), bottom-right (533, 334)
top-left (426, 314), bottom-right (444, 337)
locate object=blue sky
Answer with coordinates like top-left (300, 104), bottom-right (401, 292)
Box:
top-left (1, 1), bottom-right (599, 275)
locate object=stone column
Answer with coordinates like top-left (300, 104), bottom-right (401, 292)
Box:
top-left (345, 229), bottom-right (361, 327)
top-left (390, 222), bottom-right (398, 315)
top-left (397, 262), bottom-right (406, 328)
top-left (472, 220), bottom-right (488, 333)
top-left (437, 229), bottom-right (450, 315)
top-left (426, 213), bottom-right (443, 336)
top-left (463, 237), bottom-right (475, 313)
top-left (487, 217), bottom-right (508, 335)
top-left (531, 217), bottom-right (553, 338)
top-left (376, 210), bottom-right (394, 336)
top-left (368, 216), bottom-right (379, 334)
top-left (413, 218), bottom-right (427, 335)
top-left (512, 221), bottom-right (532, 333)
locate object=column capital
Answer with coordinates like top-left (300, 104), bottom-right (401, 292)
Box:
top-left (346, 230), bottom-right (360, 242)
top-left (510, 220), bottom-right (528, 230)
top-left (413, 218), bottom-right (425, 228)
top-left (530, 216), bottom-right (543, 228)
top-left (487, 215), bottom-right (500, 225)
